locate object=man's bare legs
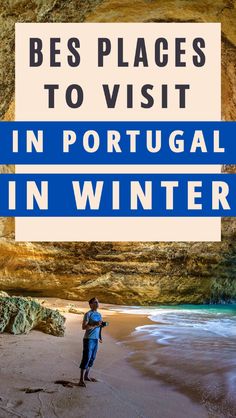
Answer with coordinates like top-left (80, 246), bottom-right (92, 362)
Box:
top-left (78, 369), bottom-right (86, 387)
top-left (78, 368), bottom-right (98, 387)
top-left (84, 367), bottom-right (98, 382)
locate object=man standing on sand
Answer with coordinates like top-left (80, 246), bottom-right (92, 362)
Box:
top-left (79, 297), bottom-right (103, 387)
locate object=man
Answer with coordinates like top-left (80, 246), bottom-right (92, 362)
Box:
top-left (79, 297), bottom-right (102, 387)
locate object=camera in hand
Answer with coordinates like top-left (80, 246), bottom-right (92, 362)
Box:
top-left (101, 321), bottom-right (109, 327)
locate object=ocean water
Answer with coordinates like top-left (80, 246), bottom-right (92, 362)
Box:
top-left (112, 304), bottom-right (236, 418)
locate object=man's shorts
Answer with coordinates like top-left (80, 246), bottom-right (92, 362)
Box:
top-left (80, 338), bottom-right (98, 369)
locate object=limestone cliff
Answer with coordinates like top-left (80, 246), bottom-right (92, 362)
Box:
top-left (0, 1), bottom-right (235, 305)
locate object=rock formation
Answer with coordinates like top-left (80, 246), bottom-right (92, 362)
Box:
top-left (0, 1), bottom-right (235, 305)
top-left (0, 294), bottom-right (65, 335)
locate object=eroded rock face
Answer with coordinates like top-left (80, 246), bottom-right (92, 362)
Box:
top-left (0, 1), bottom-right (235, 305)
top-left (0, 0), bottom-right (103, 119)
top-left (0, 291), bottom-right (9, 297)
top-left (0, 296), bottom-right (65, 335)
top-left (0, 237), bottom-right (235, 305)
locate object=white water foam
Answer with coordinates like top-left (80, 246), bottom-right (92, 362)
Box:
top-left (111, 305), bottom-right (236, 415)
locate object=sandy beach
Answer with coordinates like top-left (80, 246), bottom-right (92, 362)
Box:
top-left (0, 298), bottom-right (210, 418)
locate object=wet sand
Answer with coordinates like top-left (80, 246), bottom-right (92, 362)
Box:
top-left (106, 307), bottom-right (236, 418)
top-left (0, 298), bottom-right (209, 418)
